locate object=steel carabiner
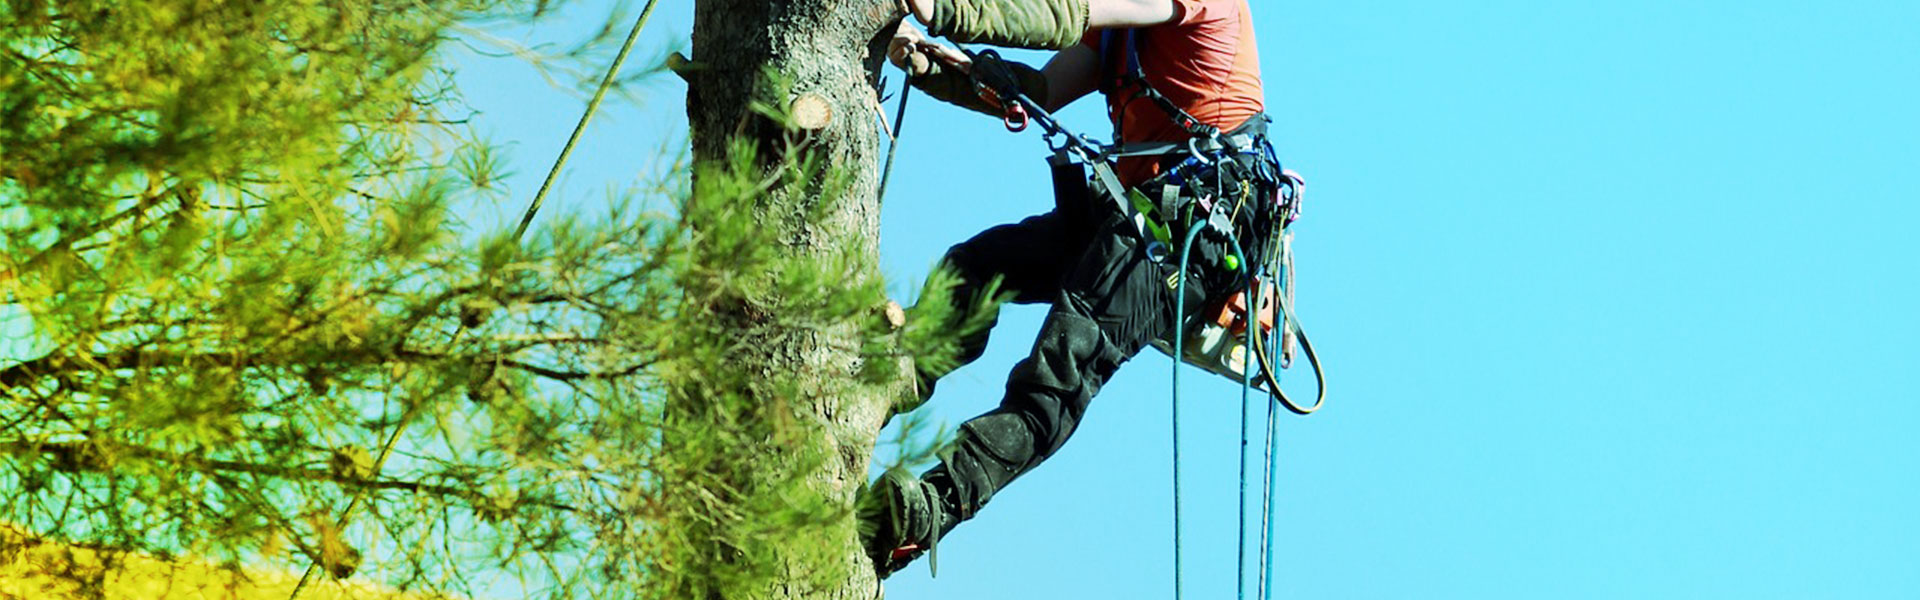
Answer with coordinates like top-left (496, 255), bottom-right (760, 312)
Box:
top-left (1186, 136), bottom-right (1217, 166)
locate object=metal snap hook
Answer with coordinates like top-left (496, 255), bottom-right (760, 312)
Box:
top-left (1185, 137), bottom-right (1216, 166)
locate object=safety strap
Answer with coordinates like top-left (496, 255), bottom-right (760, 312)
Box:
top-left (1050, 145), bottom-right (1148, 242)
top-left (1091, 29), bottom-right (1282, 258)
top-left (1099, 29), bottom-right (1218, 141)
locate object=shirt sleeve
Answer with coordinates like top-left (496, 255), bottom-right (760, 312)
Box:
top-left (1171, 0), bottom-right (1232, 26)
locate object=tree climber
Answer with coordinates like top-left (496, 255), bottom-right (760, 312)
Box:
top-left (866, 0), bottom-right (1282, 577)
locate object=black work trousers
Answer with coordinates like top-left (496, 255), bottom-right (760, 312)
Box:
top-left (916, 184), bottom-right (1237, 537)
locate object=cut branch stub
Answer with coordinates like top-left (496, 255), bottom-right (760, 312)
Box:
top-left (882, 300), bottom-right (906, 331)
top-left (790, 93), bottom-right (833, 130)
top-left (666, 51), bottom-right (699, 83)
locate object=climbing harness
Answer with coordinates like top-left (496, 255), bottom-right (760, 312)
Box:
top-left (964, 37), bottom-right (1327, 600)
top-left (963, 47), bottom-right (1324, 403)
top-left (1099, 29), bottom-right (1217, 141)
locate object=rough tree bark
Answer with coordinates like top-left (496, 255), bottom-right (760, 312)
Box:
top-left (685, 1), bottom-right (905, 598)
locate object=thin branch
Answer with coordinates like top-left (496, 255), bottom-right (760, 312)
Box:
top-left (18, 184), bottom-right (183, 273)
top-left (1, 345), bottom-right (653, 390)
top-left (0, 439), bottom-right (579, 512)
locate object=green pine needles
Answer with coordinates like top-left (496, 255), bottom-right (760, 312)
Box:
top-left (1, 1), bottom-right (982, 598)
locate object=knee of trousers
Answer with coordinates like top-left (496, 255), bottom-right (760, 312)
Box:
top-left (940, 415), bottom-right (1028, 519)
top-left (941, 310), bottom-right (1126, 517)
top-left (1003, 309), bottom-right (1127, 458)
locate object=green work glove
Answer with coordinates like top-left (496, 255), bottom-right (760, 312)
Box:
top-left (911, 58), bottom-right (1050, 118)
top-left (929, 0), bottom-right (1091, 50)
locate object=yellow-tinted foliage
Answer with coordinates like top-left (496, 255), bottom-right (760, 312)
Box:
top-left (0, 525), bottom-right (452, 600)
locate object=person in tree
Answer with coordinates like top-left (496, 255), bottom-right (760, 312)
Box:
top-left (867, 0), bottom-right (1282, 576)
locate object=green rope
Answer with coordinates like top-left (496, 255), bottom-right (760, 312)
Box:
top-left (1236, 237), bottom-right (1255, 600)
top-left (512, 0), bottom-right (663, 242)
top-left (1170, 221), bottom-right (1209, 600)
top-left (876, 76), bottom-right (913, 205)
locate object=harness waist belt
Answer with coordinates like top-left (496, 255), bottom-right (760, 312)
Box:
top-left (1107, 132), bottom-right (1257, 159)
top-left (1103, 113), bottom-right (1270, 159)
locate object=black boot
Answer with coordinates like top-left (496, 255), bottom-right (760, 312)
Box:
top-left (860, 472), bottom-right (949, 577)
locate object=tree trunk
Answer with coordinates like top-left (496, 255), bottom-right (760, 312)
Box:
top-left (685, 1), bottom-right (901, 598)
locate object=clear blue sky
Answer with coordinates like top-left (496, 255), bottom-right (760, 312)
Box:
top-left (451, 1), bottom-right (1920, 597)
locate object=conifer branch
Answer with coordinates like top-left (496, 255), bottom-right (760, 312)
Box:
top-left (0, 347), bottom-right (651, 389)
top-left (0, 439), bottom-right (579, 513)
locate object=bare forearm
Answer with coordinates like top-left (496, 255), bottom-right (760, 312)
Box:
top-left (1040, 44), bottom-right (1099, 112)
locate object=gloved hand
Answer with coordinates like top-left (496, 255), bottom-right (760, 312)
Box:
top-left (888, 21), bottom-right (971, 77)
top-left (889, 21), bottom-right (1050, 118)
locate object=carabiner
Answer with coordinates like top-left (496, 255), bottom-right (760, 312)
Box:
top-left (1004, 103), bottom-right (1029, 132)
top-left (1185, 136), bottom-right (1216, 166)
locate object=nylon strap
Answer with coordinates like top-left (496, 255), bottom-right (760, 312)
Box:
top-left (1100, 29), bottom-right (1218, 141)
top-left (1085, 152), bottom-right (1148, 240)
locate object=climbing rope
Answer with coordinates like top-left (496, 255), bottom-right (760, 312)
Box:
top-left (1255, 230), bottom-right (1286, 599)
top-left (876, 75), bottom-right (913, 205)
top-left (953, 47), bottom-right (1327, 599)
top-left (1236, 237), bottom-right (1257, 600)
top-left (1170, 222), bottom-right (1206, 600)
top-left (1169, 205), bottom-right (1324, 600)
top-left (1256, 324), bottom-right (1281, 600)
top-left (1238, 352), bottom-right (1251, 599)
top-left (512, 0), bottom-right (662, 242)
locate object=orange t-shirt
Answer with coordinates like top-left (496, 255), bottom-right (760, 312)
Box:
top-left (1084, 0), bottom-right (1264, 185)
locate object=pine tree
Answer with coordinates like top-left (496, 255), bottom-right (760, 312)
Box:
top-left (2, 0), bottom-right (975, 597)
top-left (665, 1), bottom-right (944, 597)
top-left (4, 0), bottom-right (954, 597)
top-left (4, 0), bottom-right (670, 597)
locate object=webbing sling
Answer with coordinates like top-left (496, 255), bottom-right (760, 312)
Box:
top-left (1099, 29), bottom-right (1218, 141)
